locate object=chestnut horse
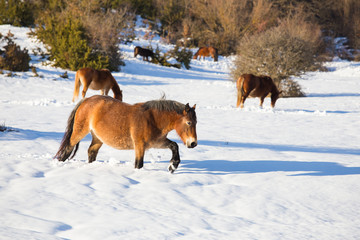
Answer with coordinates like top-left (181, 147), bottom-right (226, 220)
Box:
top-left (134, 46), bottom-right (154, 61)
top-left (236, 74), bottom-right (281, 108)
top-left (54, 95), bottom-right (197, 173)
top-left (72, 68), bottom-right (123, 102)
top-left (193, 47), bottom-right (218, 62)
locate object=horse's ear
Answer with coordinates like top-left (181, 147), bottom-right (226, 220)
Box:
top-left (184, 103), bottom-right (190, 113)
top-left (192, 104), bottom-right (196, 109)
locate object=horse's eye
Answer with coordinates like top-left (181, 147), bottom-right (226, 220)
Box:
top-left (186, 121), bottom-right (191, 126)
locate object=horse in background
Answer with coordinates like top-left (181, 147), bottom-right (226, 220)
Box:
top-left (54, 95), bottom-right (197, 173)
top-left (193, 47), bottom-right (218, 62)
top-left (134, 46), bottom-right (154, 61)
top-left (72, 67), bottom-right (123, 102)
top-left (236, 74), bottom-right (281, 108)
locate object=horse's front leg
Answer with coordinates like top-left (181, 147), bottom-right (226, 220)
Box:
top-left (160, 138), bottom-right (180, 173)
top-left (260, 94), bottom-right (267, 108)
top-left (104, 88), bottom-right (110, 96)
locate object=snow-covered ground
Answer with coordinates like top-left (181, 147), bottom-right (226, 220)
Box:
top-left (0, 24), bottom-right (360, 240)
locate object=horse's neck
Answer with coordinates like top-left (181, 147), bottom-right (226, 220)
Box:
top-left (111, 79), bottom-right (122, 96)
top-left (151, 110), bottom-right (180, 133)
top-left (270, 83), bottom-right (279, 94)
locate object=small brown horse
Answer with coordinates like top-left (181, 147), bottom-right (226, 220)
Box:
top-left (193, 47), bottom-right (218, 62)
top-left (134, 46), bottom-right (154, 61)
top-left (236, 74), bottom-right (281, 108)
top-left (54, 95), bottom-right (197, 173)
top-left (72, 68), bottom-right (123, 102)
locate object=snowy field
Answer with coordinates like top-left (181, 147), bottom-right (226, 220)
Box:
top-left (0, 24), bottom-right (360, 240)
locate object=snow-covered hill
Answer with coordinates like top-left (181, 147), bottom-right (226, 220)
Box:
top-left (1, 24), bottom-right (360, 240)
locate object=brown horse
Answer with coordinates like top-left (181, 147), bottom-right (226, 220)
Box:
top-left (54, 95), bottom-right (197, 173)
top-left (72, 67), bottom-right (123, 102)
top-left (236, 74), bottom-right (281, 108)
top-left (134, 46), bottom-right (154, 61)
top-left (193, 47), bottom-right (218, 62)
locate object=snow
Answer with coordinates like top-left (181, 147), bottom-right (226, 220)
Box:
top-left (1, 24), bottom-right (360, 240)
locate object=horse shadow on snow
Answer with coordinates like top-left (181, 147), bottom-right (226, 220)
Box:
top-left (2, 130), bottom-right (359, 176)
top-left (181, 140), bottom-right (360, 176)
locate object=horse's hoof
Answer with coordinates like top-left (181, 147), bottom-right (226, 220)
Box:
top-left (168, 163), bottom-right (177, 173)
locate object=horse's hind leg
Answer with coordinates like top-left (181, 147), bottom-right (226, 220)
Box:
top-left (88, 131), bottom-right (103, 163)
top-left (236, 91), bottom-right (242, 108)
top-left (134, 143), bottom-right (145, 169)
top-left (82, 86), bottom-right (89, 99)
top-left (81, 79), bottom-right (90, 99)
top-left (240, 93), bottom-right (248, 108)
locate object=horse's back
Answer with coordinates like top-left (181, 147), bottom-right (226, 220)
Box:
top-left (76, 67), bottom-right (94, 79)
top-left (135, 46), bottom-right (153, 56)
top-left (199, 47), bottom-right (209, 55)
top-left (81, 95), bottom-right (130, 117)
top-left (76, 67), bottom-right (97, 83)
top-left (239, 74), bottom-right (258, 89)
top-left (239, 74), bottom-right (274, 96)
top-left (78, 95), bottom-right (135, 149)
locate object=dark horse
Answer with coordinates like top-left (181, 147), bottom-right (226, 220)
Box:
top-left (54, 95), bottom-right (197, 173)
top-left (236, 74), bottom-right (281, 108)
top-left (193, 47), bottom-right (218, 62)
top-left (134, 46), bottom-right (154, 61)
top-left (72, 67), bottom-right (122, 102)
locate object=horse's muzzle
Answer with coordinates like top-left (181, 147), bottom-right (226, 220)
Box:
top-left (190, 142), bottom-right (197, 148)
top-left (186, 140), bottom-right (197, 148)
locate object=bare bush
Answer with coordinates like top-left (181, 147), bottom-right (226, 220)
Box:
top-left (0, 31), bottom-right (30, 72)
top-left (34, 0), bottom-right (135, 71)
top-left (82, 7), bottom-right (135, 69)
top-left (231, 10), bottom-right (322, 97)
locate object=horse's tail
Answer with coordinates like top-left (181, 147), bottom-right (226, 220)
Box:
top-left (72, 71), bottom-right (81, 102)
top-left (54, 99), bottom-right (84, 161)
top-left (110, 75), bottom-right (123, 101)
top-left (236, 76), bottom-right (245, 107)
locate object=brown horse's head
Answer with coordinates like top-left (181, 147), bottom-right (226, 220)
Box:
top-left (176, 103), bottom-right (197, 148)
top-left (211, 47), bottom-right (218, 62)
top-left (270, 80), bottom-right (282, 108)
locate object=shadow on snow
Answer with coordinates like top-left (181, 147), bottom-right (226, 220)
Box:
top-left (182, 159), bottom-right (360, 176)
top-left (198, 140), bottom-right (360, 156)
top-left (0, 128), bottom-right (91, 142)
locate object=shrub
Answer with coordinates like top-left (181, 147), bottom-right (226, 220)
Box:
top-left (167, 45), bottom-right (192, 69)
top-left (81, 7), bottom-right (134, 70)
top-left (151, 45), bottom-right (192, 69)
top-left (34, 0), bottom-right (135, 71)
top-left (0, 0), bottom-right (35, 26)
top-left (231, 11), bottom-right (322, 97)
top-left (0, 31), bottom-right (30, 71)
top-left (35, 15), bottom-right (109, 71)
top-left (151, 46), bottom-right (181, 68)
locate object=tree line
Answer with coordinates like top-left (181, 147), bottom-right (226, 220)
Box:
top-left (1, 0), bottom-right (359, 96)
